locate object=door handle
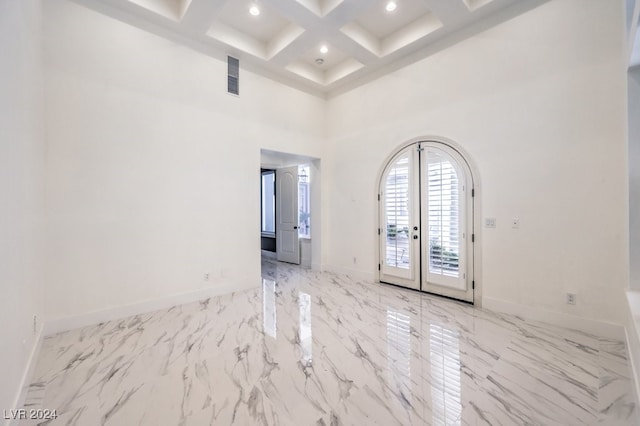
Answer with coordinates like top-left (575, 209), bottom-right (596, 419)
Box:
top-left (294, 226), bottom-right (298, 229)
top-left (413, 235), bottom-right (418, 240)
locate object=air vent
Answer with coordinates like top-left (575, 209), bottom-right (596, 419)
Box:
top-left (227, 56), bottom-right (239, 95)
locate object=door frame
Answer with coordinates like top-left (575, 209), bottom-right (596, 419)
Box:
top-left (260, 149), bottom-right (322, 271)
top-left (375, 136), bottom-right (482, 306)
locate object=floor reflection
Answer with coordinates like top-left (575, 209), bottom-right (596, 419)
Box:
top-left (386, 308), bottom-right (412, 405)
top-left (251, 260), bottom-right (635, 424)
top-left (262, 278), bottom-right (277, 339)
top-left (430, 323), bottom-right (462, 425)
top-left (298, 292), bottom-right (312, 364)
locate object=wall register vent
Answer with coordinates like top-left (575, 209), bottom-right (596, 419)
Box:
top-left (228, 56), bottom-right (239, 95)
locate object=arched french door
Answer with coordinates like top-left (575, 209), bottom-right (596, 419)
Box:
top-left (379, 141), bottom-right (475, 303)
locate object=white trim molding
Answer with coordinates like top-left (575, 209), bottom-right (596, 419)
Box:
top-left (44, 280), bottom-right (259, 336)
top-left (8, 327), bottom-right (45, 426)
top-left (483, 296), bottom-right (625, 340)
top-left (625, 291), bottom-right (640, 408)
top-left (322, 264), bottom-right (376, 283)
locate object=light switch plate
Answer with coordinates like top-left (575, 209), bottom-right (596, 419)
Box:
top-left (484, 218), bottom-right (496, 228)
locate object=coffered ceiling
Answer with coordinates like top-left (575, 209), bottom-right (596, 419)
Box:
top-left (71, 0), bottom-right (546, 97)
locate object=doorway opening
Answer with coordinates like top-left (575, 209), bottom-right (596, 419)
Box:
top-left (378, 141), bottom-right (475, 303)
top-left (260, 149), bottom-right (320, 269)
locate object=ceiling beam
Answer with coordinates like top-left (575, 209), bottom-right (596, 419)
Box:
top-left (422, 0), bottom-right (470, 26)
top-left (71, 0), bottom-right (543, 94)
top-left (180, 0), bottom-right (228, 34)
top-left (261, 0), bottom-right (321, 29)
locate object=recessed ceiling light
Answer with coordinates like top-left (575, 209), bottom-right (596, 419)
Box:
top-left (249, 4), bottom-right (260, 16)
top-left (385, 1), bottom-right (397, 12)
top-left (320, 45), bottom-right (328, 54)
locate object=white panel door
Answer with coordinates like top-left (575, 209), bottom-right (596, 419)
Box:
top-left (276, 166), bottom-right (300, 264)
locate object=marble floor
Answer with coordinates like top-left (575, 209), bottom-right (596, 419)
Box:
top-left (20, 259), bottom-right (638, 425)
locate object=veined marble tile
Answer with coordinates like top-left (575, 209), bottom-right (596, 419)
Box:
top-left (19, 259), bottom-right (638, 425)
top-left (597, 338), bottom-right (638, 424)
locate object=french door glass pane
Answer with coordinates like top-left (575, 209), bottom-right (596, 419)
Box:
top-left (427, 151), bottom-right (460, 278)
top-left (385, 153), bottom-right (411, 269)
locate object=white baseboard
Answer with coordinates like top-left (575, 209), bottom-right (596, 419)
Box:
top-left (7, 327), bottom-right (45, 426)
top-left (322, 264), bottom-right (376, 282)
top-left (483, 296), bottom-right (625, 339)
top-left (44, 280), bottom-right (259, 336)
top-left (625, 291), bottom-right (640, 408)
top-left (625, 326), bottom-right (640, 410)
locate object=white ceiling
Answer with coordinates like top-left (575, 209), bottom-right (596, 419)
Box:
top-left (71, 0), bottom-right (547, 97)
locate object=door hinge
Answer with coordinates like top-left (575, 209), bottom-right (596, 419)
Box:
top-left (377, 194), bottom-right (380, 201)
top-left (472, 280), bottom-right (475, 290)
top-left (472, 188), bottom-right (475, 197)
top-left (378, 228), bottom-right (380, 235)
top-left (378, 264), bottom-right (381, 271)
top-left (471, 234), bottom-right (475, 243)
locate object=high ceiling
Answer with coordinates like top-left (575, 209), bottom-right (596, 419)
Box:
top-left (71, 0), bottom-right (546, 97)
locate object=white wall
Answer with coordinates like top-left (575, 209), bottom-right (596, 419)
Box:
top-left (0, 0), bottom-right (45, 414)
top-left (43, 0), bottom-right (325, 320)
top-left (630, 68), bottom-right (640, 289)
top-left (326, 0), bottom-right (629, 325)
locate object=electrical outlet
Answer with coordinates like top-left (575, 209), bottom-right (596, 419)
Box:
top-left (566, 293), bottom-right (576, 305)
top-left (512, 218), bottom-right (520, 229)
top-left (204, 273), bottom-right (210, 281)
